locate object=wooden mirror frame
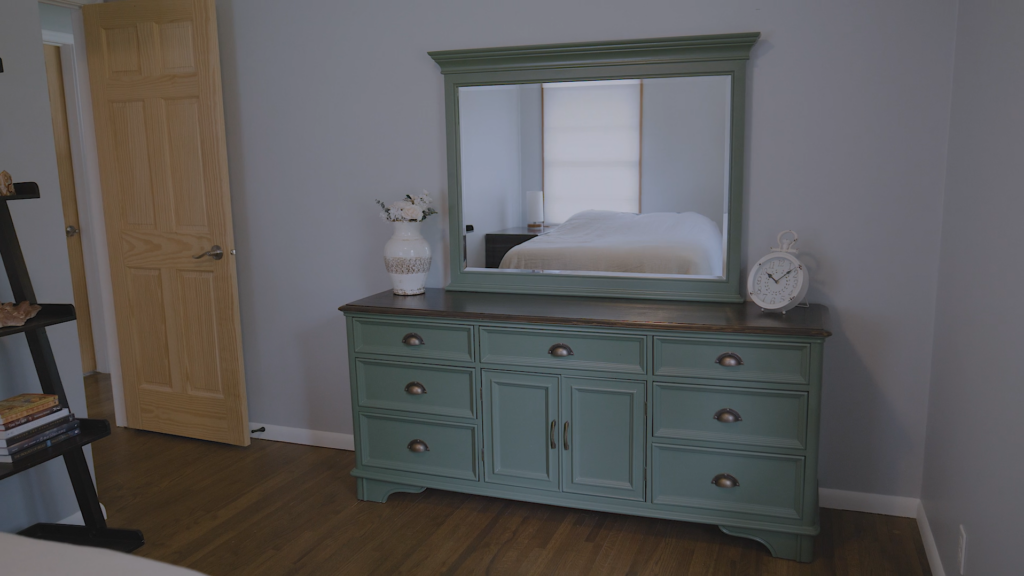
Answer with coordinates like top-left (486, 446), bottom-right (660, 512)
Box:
top-left (430, 32), bottom-right (759, 302)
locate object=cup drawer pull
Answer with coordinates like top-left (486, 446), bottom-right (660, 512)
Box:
top-left (713, 408), bottom-right (742, 423)
top-left (712, 473), bottom-right (740, 488)
top-left (715, 352), bottom-right (744, 367)
top-left (402, 333), bottom-right (425, 346)
top-left (404, 381), bottom-right (427, 395)
top-left (548, 343), bottom-right (574, 357)
top-left (407, 439), bottom-right (430, 453)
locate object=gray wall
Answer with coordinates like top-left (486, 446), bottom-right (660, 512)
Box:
top-left (214, 0), bottom-right (958, 499)
top-left (920, 1), bottom-right (1024, 574)
top-left (0, 0), bottom-right (90, 532)
top-left (458, 86), bottom-right (522, 268)
top-left (641, 76), bottom-right (730, 229)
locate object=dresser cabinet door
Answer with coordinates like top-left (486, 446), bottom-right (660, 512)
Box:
top-left (561, 377), bottom-right (646, 501)
top-left (483, 371), bottom-right (560, 492)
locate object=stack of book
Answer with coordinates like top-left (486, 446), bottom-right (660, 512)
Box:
top-left (0, 394), bottom-right (80, 464)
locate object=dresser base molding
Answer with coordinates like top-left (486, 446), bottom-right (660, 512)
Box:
top-left (719, 525), bottom-right (816, 562)
top-left (353, 471), bottom-right (820, 561)
top-left (357, 478), bottom-right (426, 503)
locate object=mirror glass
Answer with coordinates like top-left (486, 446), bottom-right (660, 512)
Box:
top-left (459, 75), bottom-right (732, 279)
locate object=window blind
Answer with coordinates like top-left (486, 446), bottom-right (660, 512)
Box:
top-left (542, 79), bottom-right (641, 224)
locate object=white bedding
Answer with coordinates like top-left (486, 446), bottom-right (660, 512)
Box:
top-left (499, 210), bottom-right (724, 276)
top-left (0, 531), bottom-right (206, 576)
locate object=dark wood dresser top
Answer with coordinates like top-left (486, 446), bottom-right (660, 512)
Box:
top-left (340, 289), bottom-right (831, 338)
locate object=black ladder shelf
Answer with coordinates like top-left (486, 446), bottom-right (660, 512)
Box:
top-left (0, 182), bottom-right (143, 553)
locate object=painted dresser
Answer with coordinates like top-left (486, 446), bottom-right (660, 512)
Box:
top-left (340, 289), bottom-right (830, 562)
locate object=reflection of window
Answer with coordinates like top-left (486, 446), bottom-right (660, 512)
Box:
top-left (543, 80), bottom-right (641, 224)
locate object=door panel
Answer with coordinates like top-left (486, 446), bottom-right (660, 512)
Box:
top-left (483, 370), bottom-right (559, 491)
top-left (43, 44), bottom-right (97, 374)
top-left (562, 376), bottom-right (645, 501)
top-left (85, 0), bottom-right (249, 445)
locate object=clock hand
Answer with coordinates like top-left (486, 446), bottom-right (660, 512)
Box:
top-left (766, 272), bottom-right (779, 283)
top-left (778, 268), bottom-right (796, 280)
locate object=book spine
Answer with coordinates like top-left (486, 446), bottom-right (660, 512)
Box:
top-left (0, 427), bottom-right (81, 463)
top-left (0, 405), bottom-right (62, 431)
top-left (0, 416), bottom-right (76, 448)
top-left (0, 421), bottom-right (80, 455)
top-left (0, 398), bottom-right (59, 425)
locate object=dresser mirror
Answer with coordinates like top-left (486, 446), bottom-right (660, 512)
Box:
top-left (431, 33), bottom-right (759, 301)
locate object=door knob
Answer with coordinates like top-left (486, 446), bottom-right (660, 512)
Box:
top-left (65, 225), bottom-right (79, 238)
top-left (192, 245), bottom-right (224, 260)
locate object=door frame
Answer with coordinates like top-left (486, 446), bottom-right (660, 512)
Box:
top-left (41, 7), bottom-right (127, 426)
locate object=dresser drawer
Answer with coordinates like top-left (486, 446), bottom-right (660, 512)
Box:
top-left (358, 413), bottom-right (478, 481)
top-left (479, 327), bottom-right (645, 374)
top-left (356, 359), bottom-right (476, 419)
top-left (653, 382), bottom-right (807, 449)
top-left (652, 444), bottom-right (805, 520)
top-left (653, 336), bottom-right (810, 385)
top-left (351, 317), bottom-right (474, 362)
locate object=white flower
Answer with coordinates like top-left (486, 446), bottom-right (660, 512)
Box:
top-left (400, 204), bottom-right (424, 221)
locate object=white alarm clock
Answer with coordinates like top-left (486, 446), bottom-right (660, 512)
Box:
top-left (747, 230), bottom-right (809, 314)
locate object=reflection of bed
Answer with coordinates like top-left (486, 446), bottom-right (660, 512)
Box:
top-left (499, 210), bottom-right (723, 276)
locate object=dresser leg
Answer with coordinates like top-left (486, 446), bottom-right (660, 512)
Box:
top-left (719, 525), bottom-right (815, 563)
top-left (357, 478), bottom-right (426, 503)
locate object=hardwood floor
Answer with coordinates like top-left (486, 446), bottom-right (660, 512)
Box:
top-left (86, 374), bottom-right (931, 575)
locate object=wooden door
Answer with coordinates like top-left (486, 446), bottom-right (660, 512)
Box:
top-left (83, 0), bottom-right (249, 445)
top-left (561, 376), bottom-right (645, 501)
top-left (43, 44), bottom-right (98, 374)
top-left (483, 370), bottom-right (560, 491)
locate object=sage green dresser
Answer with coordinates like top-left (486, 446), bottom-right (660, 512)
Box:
top-left (341, 289), bottom-right (830, 562)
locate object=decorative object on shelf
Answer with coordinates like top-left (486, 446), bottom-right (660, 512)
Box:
top-left (0, 301), bottom-right (42, 327)
top-left (747, 230), bottom-right (810, 314)
top-left (0, 171), bottom-right (14, 196)
top-left (377, 192), bottom-right (436, 296)
top-left (525, 190), bottom-right (544, 230)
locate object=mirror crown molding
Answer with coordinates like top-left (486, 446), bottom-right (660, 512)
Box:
top-left (429, 32), bottom-right (761, 75)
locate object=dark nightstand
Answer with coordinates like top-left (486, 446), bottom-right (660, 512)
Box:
top-left (484, 226), bottom-right (552, 268)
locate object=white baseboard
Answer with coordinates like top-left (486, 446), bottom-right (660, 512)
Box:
top-left (819, 489), bottom-right (944, 576)
top-left (916, 501), bottom-right (946, 576)
top-left (819, 488), bottom-right (919, 517)
top-left (249, 422), bottom-right (354, 451)
top-left (57, 503), bottom-right (107, 526)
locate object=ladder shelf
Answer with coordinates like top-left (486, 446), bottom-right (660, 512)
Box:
top-left (0, 181), bottom-right (143, 553)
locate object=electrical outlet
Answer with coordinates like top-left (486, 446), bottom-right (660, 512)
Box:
top-left (958, 525), bottom-right (967, 574)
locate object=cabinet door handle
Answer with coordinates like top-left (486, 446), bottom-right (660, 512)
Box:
top-left (563, 421), bottom-right (570, 450)
top-left (713, 408), bottom-right (742, 423)
top-left (548, 343), bottom-right (574, 357)
top-left (550, 420), bottom-right (557, 449)
top-left (712, 473), bottom-right (740, 488)
top-left (715, 352), bottom-right (743, 367)
top-left (407, 439), bottom-right (429, 453)
top-left (404, 381), bottom-right (427, 395)
top-left (402, 333), bottom-right (425, 346)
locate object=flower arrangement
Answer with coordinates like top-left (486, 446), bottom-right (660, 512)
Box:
top-left (376, 191), bottom-right (438, 223)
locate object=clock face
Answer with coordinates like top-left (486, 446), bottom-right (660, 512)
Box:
top-left (750, 255), bottom-right (804, 309)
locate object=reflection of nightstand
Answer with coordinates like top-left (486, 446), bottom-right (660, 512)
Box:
top-left (484, 226), bottom-right (551, 268)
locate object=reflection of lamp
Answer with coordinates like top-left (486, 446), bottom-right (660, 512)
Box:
top-left (526, 190), bottom-right (544, 230)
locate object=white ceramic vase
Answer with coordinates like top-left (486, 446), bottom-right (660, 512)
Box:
top-left (384, 221), bottom-right (431, 295)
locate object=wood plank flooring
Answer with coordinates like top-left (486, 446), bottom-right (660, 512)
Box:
top-left (86, 374), bottom-right (931, 575)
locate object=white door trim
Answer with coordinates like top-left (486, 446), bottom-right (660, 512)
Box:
top-left (41, 10), bottom-right (126, 427)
